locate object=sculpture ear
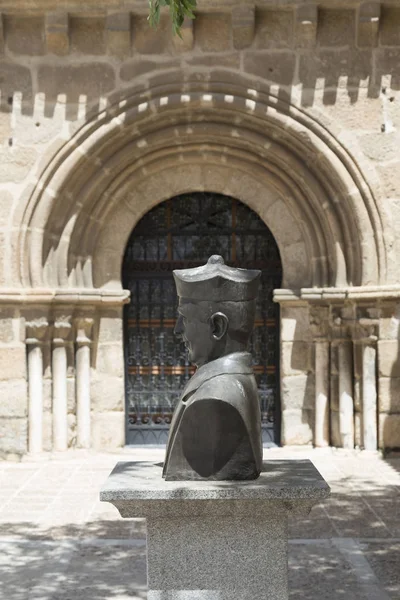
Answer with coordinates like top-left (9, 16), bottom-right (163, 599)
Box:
top-left (210, 312), bottom-right (229, 341)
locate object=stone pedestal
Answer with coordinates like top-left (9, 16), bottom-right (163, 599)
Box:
top-left (100, 460), bottom-right (330, 600)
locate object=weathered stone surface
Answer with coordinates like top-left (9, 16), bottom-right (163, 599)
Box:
top-left (37, 63), bottom-right (115, 105)
top-left (359, 131), bottom-right (400, 162)
top-left (0, 346), bottom-right (26, 380)
top-left (380, 6), bottom-right (400, 47)
top-left (378, 340), bottom-right (400, 377)
top-left (281, 306), bottom-right (312, 343)
top-left (45, 11), bottom-right (69, 56)
top-left (282, 374), bottom-right (315, 410)
top-left (91, 375), bottom-right (124, 411)
top-left (0, 112), bottom-right (11, 145)
top-left (70, 16), bottom-right (106, 55)
top-left (0, 146), bottom-right (38, 184)
top-left (255, 9), bottom-right (294, 49)
top-left (0, 379), bottom-right (27, 417)
top-left (186, 53), bottom-right (240, 69)
top-left (4, 15), bottom-right (45, 55)
top-left (232, 5), bottom-right (255, 50)
top-left (96, 343), bottom-right (124, 377)
top-left (98, 312), bottom-right (123, 343)
top-left (281, 342), bottom-right (312, 376)
top-left (380, 413), bottom-right (400, 449)
top-left (316, 96), bottom-right (381, 131)
top-left (378, 377), bottom-right (400, 413)
top-left (106, 13), bottom-right (131, 58)
top-left (281, 409), bottom-right (313, 445)
top-left (318, 9), bottom-right (355, 47)
top-left (375, 49), bottom-right (400, 90)
top-left (91, 411), bottom-right (124, 449)
top-left (0, 315), bottom-right (15, 343)
top-left (378, 163), bottom-right (400, 199)
top-left (379, 310), bottom-right (400, 340)
top-left (0, 416), bottom-right (27, 455)
top-left (295, 4), bottom-right (317, 49)
top-left (299, 49), bottom-right (372, 99)
top-left (172, 17), bottom-right (194, 52)
top-left (244, 51), bottom-right (295, 85)
top-left (0, 62), bottom-right (33, 112)
top-left (132, 14), bottom-right (172, 54)
top-left (195, 13), bottom-right (232, 52)
top-left (357, 2), bottom-right (380, 48)
top-left (120, 58), bottom-right (180, 81)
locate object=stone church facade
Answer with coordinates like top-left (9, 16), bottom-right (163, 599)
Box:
top-left (1, 0), bottom-right (400, 458)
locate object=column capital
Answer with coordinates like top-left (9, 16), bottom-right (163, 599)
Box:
top-left (309, 305), bottom-right (330, 340)
top-left (26, 319), bottom-right (49, 345)
top-left (53, 317), bottom-right (72, 346)
top-left (75, 317), bottom-right (94, 347)
top-left (352, 319), bottom-right (379, 344)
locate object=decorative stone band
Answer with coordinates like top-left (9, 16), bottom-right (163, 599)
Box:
top-left (274, 285), bottom-right (400, 305)
top-left (274, 285), bottom-right (400, 304)
top-left (0, 289), bottom-right (130, 306)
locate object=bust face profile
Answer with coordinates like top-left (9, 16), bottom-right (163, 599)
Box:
top-left (174, 299), bottom-right (229, 367)
top-left (173, 255), bottom-right (261, 368)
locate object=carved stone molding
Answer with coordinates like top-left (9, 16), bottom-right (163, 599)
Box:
top-left (25, 318), bottom-right (50, 345)
top-left (75, 317), bottom-right (94, 347)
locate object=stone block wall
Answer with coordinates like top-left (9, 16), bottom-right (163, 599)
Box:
top-left (1, 1), bottom-right (400, 454)
top-left (280, 305), bottom-right (314, 446)
top-left (0, 3), bottom-right (400, 287)
top-left (0, 308), bottom-right (27, 458)
top-left (91, 308), bottom-right (125, 450)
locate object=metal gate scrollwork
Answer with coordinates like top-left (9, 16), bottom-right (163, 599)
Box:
top-left (122, 192), bottom-right (282, 445)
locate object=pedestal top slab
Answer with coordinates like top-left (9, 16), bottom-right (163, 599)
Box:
top-left (100, 459), bottom-right (330, 503)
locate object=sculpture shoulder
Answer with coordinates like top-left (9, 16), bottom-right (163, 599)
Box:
top-left (189, 371), bottom-right (257, 405)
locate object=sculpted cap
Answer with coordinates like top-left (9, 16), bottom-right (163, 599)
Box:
top-left (173, 255), bottom-right (261, 302)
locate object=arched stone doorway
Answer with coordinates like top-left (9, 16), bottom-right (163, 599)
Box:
top-left (122, 192), bottom-right (282, 445)
top-left (14, 70), bottom-right (395, 453)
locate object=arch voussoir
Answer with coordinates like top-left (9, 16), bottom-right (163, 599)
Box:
top-left (17, 70), bottom-right (388, 293)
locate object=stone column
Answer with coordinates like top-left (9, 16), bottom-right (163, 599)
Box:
top-left (361, 336), bottom-right (378, 451)
top-left (26, 320), bottom-right (48, 454)
top-left (75, 318), bottom-right (93, 448)
top-left (52, 319), bottom-right (71, 452)
top-left (338, 341), bottom-right (354, 449)
top-left (314, 339), bottom-right (330, 447)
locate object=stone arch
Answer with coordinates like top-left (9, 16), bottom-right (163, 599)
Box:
top-left (16, 69), bottom-right (390, 293)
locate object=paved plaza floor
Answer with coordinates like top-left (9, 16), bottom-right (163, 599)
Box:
top-left (0, 447), bottom-right (399, 600)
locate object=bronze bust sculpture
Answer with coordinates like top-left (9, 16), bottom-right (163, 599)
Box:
top-left (162, 255), bottom-right (263, 481)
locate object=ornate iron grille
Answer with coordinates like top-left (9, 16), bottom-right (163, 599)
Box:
top-left (122, 193), bottom-right (282, 445)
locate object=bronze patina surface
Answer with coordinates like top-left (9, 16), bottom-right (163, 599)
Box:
top-left (163, 255), bottom-right (263, 480)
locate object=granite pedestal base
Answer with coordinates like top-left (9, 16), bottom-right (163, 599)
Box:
top-left (100, 460), bottom-right (330, 600)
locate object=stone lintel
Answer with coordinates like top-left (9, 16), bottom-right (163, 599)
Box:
top-left (357, 1), bottom-right (380, 48)
top-left (295, 4), bottom-right (318, 48)
top-left (232, 4), bottom-right (255, 50)
top-left (106, 12), bottom-right (131, 57)
top-left (45, 11), bottom-right (69, 56)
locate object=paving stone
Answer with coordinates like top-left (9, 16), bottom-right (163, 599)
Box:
top-left (361, 541), bottom-right (400, 599)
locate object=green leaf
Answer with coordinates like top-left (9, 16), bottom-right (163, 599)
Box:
top-left (148, 0), bottom-right (196, 35)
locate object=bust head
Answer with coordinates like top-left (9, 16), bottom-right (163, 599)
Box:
top-left (173, 256), bottom-right (260, 367)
